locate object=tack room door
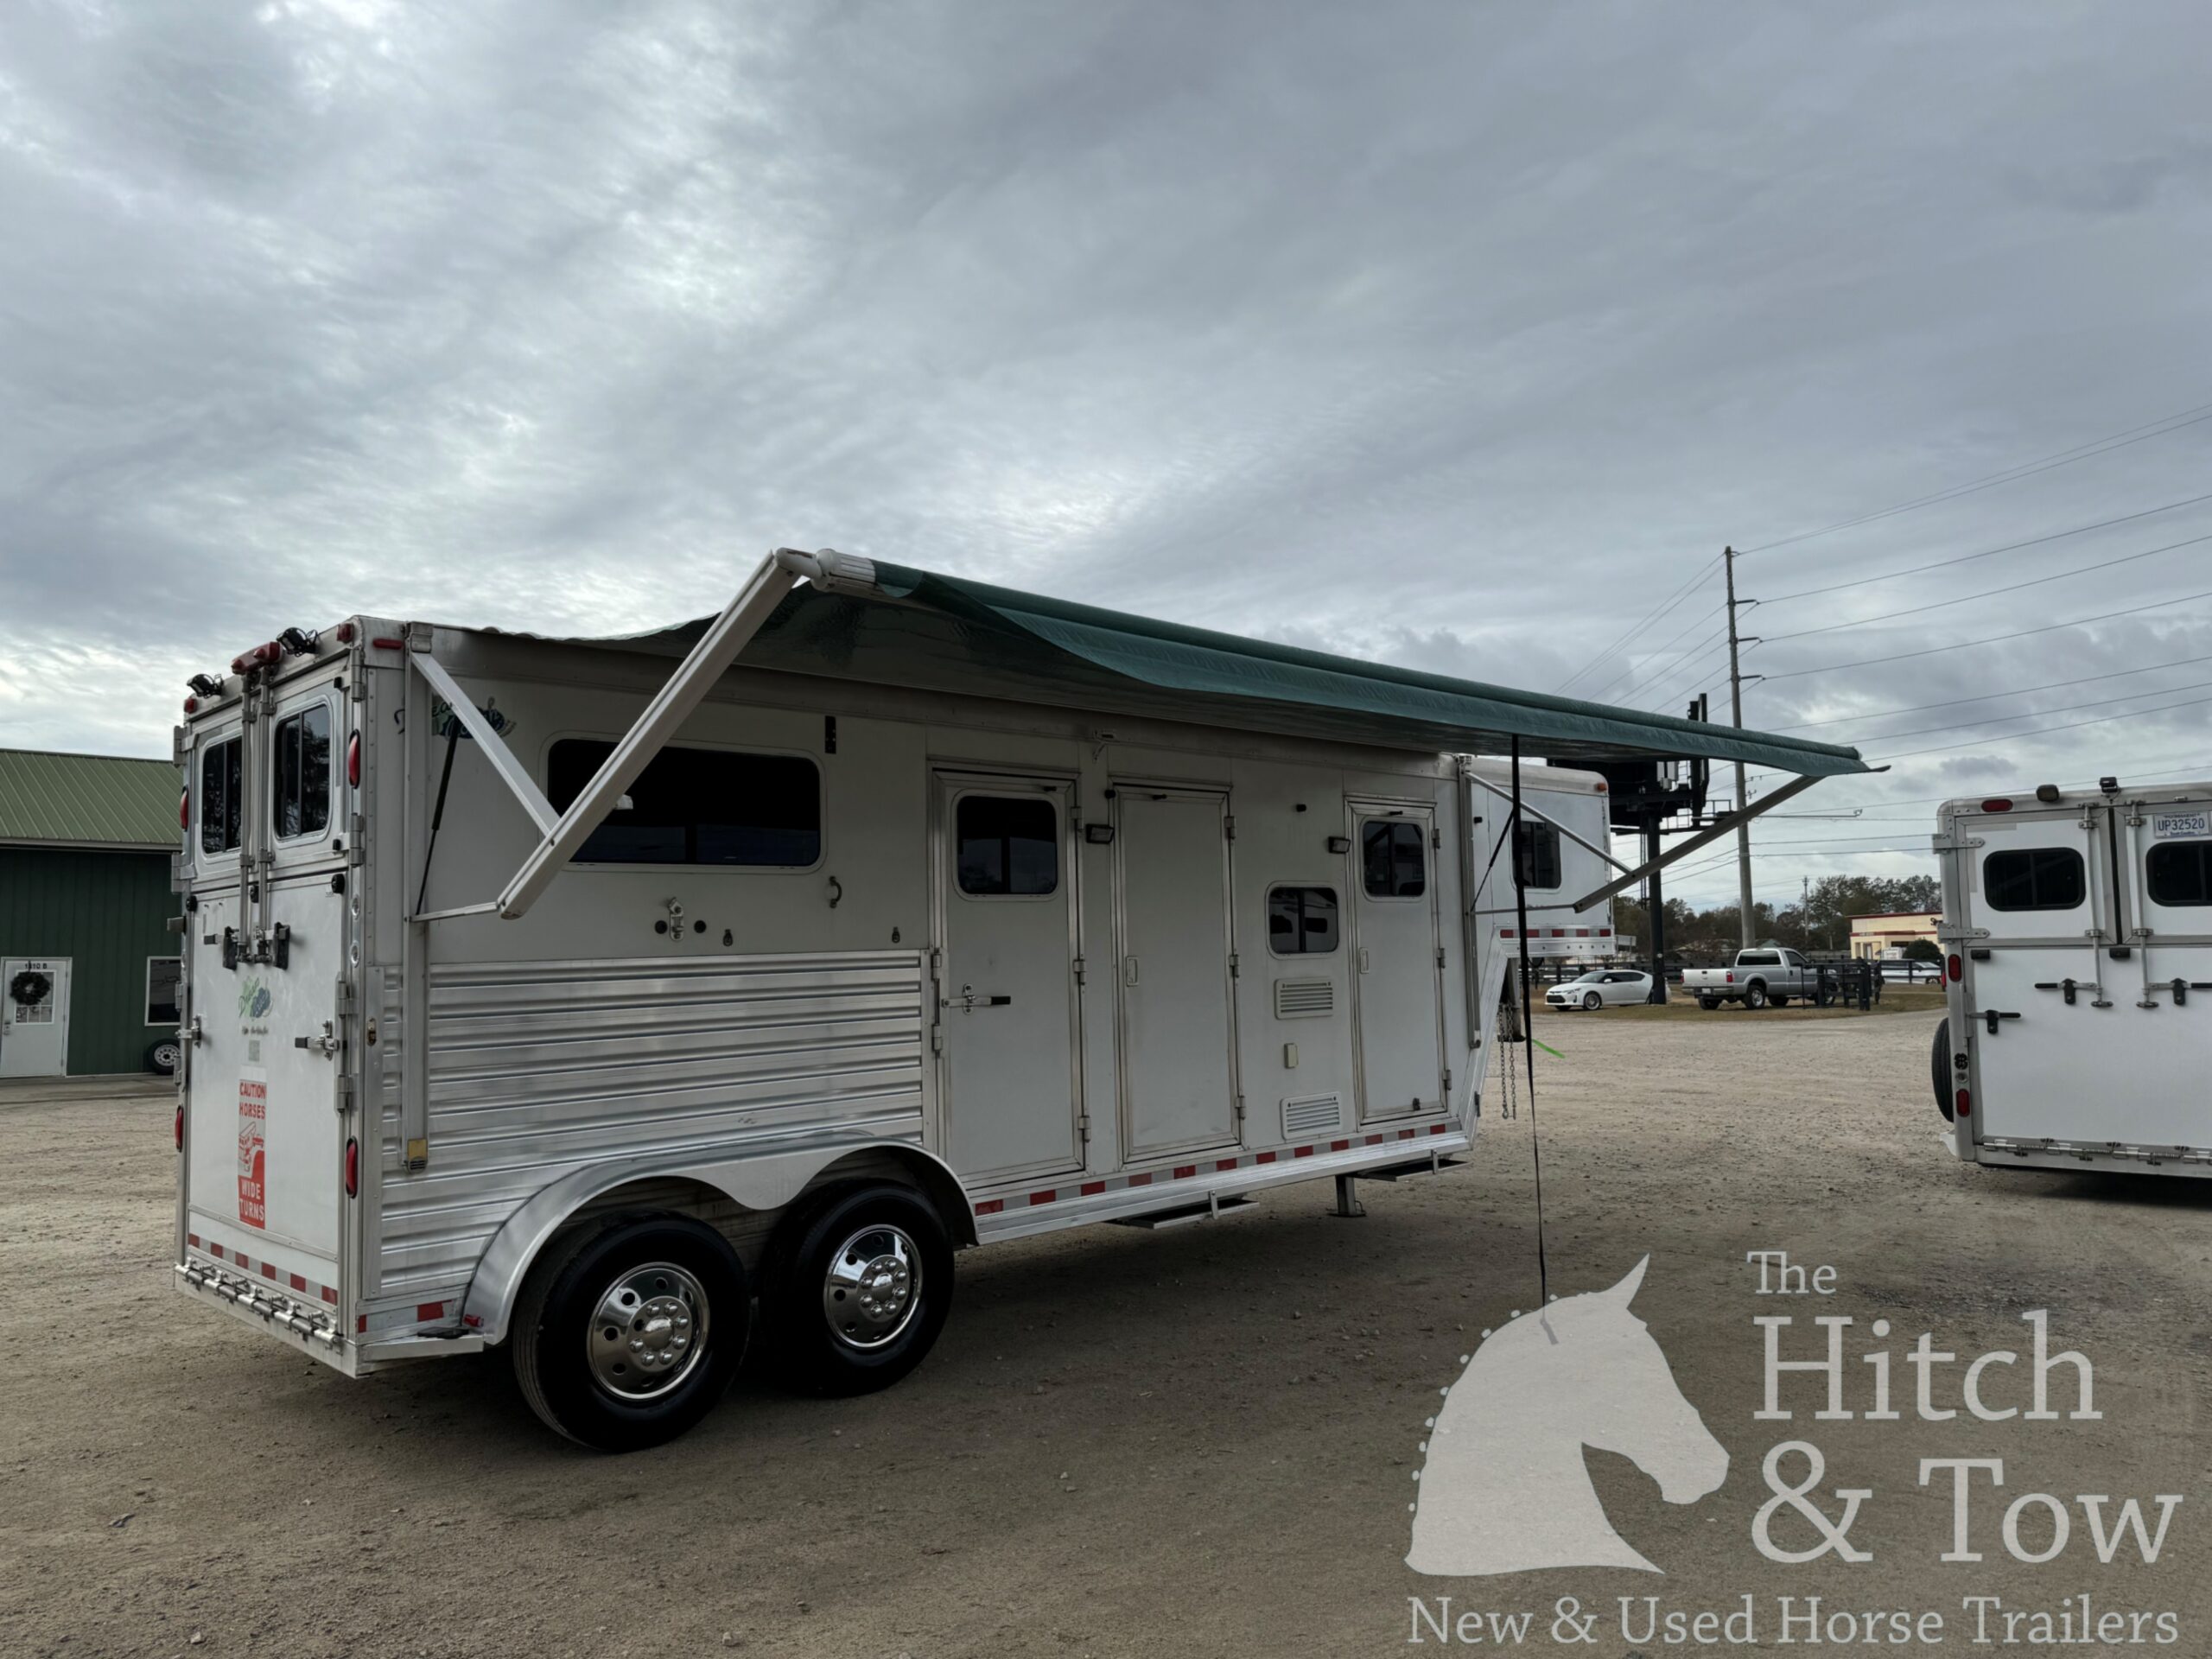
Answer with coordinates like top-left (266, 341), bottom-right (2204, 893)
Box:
top-left (934, 774), bottom-right (1084, 1182)
top-left (1, 958), bottom-right (70, 1078)
top-left (1346, 804), bottom-right (1446, 1122)
top-left (1114, 786), bottom-right (1240, 1160)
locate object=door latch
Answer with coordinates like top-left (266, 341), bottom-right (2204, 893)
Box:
top-left (294, 1020), bottom-right (340, 1058)
top-left (1982, 1009), bottom-right (2020, 1035)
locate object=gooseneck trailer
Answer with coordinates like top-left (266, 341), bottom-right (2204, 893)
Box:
top-left (169, 550), bottom-right (1864, 1447)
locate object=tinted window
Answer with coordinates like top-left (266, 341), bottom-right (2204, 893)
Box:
top-left (1268, 886), bottom-right (1340, 955)
top-left (549, 740), bottom-right (821, 867)
top-left (199, 738), bottom-right (241, 855)
top-left (1362, 820), bottom-right (1427, 897)
top-left (1738, 952), bottom-right (1782, 967)
top-left (1984, 847), bottom-right (2086, 912)
top-left (146, 957), bottom-right (181, 1024)
top-left (1515, 821), bottom-right (1561, 890)
top-left (956, 796), bottom-right (1058, 895)
top-left (272, 703), bottom-right (331, 839)
top-left (2147, 841), bottom-right (2212, 907)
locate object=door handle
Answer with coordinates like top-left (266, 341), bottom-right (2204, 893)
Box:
top-left (1357, 947), bottom-right (1372, 975)
top-left (1124, 957), bottom-right (1139, 987)
top-left (1982, 1009), bottom-right (2020, 1035)
top-left (940, 985), bottom-right (1014, 1014)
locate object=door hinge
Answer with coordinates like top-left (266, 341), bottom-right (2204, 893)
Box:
top-left (929, 945), bottom-right (943, 977)
top-left (930, 1024), bottom-right (944, 1054)
top-left (1443, 1067), bottom-right (1452, 1094)
top-left (1077, 1112), bottom-right (1091, 1144)
top-left (334, 1074), bottom-right (356, 1111)
top-left (1073, 955), bottom-right (1087, 987)
top-left (1228, 952), bottom-right (1240, 979)
top-left (1432, 825), bottom-right (1442, 849)
top-left (1235, 1094), bottom-right (1246, 1122)
top-left (1224, 814), bottom-right (1236, 842)
top-left (1437, 946), bottom-right (1447, 969)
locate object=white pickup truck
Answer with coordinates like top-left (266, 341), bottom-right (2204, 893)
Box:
top-left (1681, 948), bottom-right (1820, 1009)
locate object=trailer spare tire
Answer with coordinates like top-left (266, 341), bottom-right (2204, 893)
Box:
top-left (511, 1213), bottom-right (749, 1452)
top-left (1931, 1017), bottom-right (1954, 1122)
top-left (762, 1181), bottom-right (955, 1397)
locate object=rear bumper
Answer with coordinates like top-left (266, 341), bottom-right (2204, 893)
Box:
top-left (175, 1258), bottom-right (362, 1376)
top-left (1971, 1137), bottom-right (2212, 1179)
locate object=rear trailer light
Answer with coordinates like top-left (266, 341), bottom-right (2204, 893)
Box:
top-left (178, 787), bottom-right (189, 830)
top-left (346, 731), bottom-right (361, 787)
top-left (345, 1137), bottom-right (360, 1197)
top-left (334, 621), bottom-right (357, 644)
top-left (1981, 798), bottom-right (2013, 813)
top-left (174, 1104), bottom-right (183, 1150)
top-left (1947, 953), bottom-right (1962, 982)
top-left (1955, 1087), bottom-right (1972, 1118)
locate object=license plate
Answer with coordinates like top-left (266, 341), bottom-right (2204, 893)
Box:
top-left (2153, 811), bottom-right (2209, 839)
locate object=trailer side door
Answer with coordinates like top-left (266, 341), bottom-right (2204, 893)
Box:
top-left (1348, 799), bottom-right (1446, 1122)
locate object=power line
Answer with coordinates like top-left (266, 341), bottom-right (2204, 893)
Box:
top-left (1759, 531), bottom-right (2212, 644)
top-left (1580, 598), bottom-right (1727, 702)
top-left (1868, 690), bottom-right (2212, 764)
top-left (1601, 618), bottom-right (1732, 707)
top-left (1738, 399), bottom-right (2212, 556)
top-left (1790, 675), bottom-right (2212, 747)
top-left (1769, 650), bottom-right (2212, 729)
top-left (1554, 555), bottom-right (1724, 696)
top-left (1754, 492), bottom-right (2212, 607)
top-left (1759, 587), bottom-right (2212, 679)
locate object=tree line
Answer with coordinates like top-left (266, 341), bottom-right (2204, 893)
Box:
top-left (1613, 873), bottom-right (1942, 963)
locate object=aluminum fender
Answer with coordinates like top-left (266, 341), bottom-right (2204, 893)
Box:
top-left (461, 1140), bottom-right (975, 1344)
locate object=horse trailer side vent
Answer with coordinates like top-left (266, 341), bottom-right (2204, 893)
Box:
top-left (1274, 977), bottom-right (1334, 1019)
top-left (1281, 1092), bottom-right (1344, 1138)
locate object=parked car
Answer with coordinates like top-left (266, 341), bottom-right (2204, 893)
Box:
top-left (1544, 968), bottom-right (1654, 1010)
top-left (1680, 948), bottom-right (1820, 1009)
top-left (1878, 957), bottom-right (1942, 982)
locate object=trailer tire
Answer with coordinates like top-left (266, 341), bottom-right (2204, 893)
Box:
top-left (511, 1214), bottom-right (748, 1452)
top-left (1698, 996), bottom-right (1720, 1011)
top-left (145, 1037), bottom-right (182, 1076)
top-left (1931, 1017), bottom-right (1954, 1122)
top-left (761, 1182), bottom-right (954, 1398)
top-left (1742, 982), bottom-right (1768, 1010)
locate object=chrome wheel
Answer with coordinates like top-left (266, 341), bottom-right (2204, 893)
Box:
top-left (821, 1224), bottom-right (920, 1351)
top-left (587, 1261), bottom-right (708, 1401)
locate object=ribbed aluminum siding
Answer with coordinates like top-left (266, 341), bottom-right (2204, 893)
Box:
top-left (377, 950), bottom-right (927, 1297)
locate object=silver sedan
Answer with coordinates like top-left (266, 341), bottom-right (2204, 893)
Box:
top-left (1544, 968), bottom-right (1654, 1010)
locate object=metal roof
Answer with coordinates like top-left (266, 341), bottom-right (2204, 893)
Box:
top-left (0, 748), bottom-right (181, 850)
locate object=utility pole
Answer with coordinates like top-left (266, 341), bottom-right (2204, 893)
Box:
top-left (1724, 546), bottom-right (1757, 947)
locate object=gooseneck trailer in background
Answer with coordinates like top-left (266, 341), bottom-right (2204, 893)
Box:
top-left (168, 548), bottom-right (1865, 1447)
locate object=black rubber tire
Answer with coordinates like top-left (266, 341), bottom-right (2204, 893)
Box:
top-left (512, 1214), bottom-right (748, 1452)
top-left (762, 1182), bottom-right (954, 1398)
top-left (1581, 992), bottom-right (1600, 1011)
top-left (1931, 1016), bottom-right (1954, 1122)
top-left (1698, 997), bottom-right (1720, 1011)
top-left (145, 1037), bottom-right (182, 1076)
top-left (1771, 995), bottom-right (1791, 1007)
top-left (1742, 982), bottom-right (1768, 1010)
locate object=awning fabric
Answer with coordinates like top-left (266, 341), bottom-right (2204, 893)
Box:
top-left (519, 561), bottom-right (1869, 778)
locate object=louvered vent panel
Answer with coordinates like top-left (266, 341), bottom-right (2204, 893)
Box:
top-left (1274, 977), bottom-right (1334, 1019)
top-left (1281, 1092), bottom-right (1344, 1138)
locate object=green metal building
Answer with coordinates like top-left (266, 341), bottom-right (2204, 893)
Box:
top-left (0, 748), bottom-right (183, 1077)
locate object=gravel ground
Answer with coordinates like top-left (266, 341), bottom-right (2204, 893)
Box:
top-left (3, 1009), bottom-right (2209, 1658)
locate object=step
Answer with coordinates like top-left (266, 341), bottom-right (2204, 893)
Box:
top-left (1108, 1193), bottom-right (1256, 1230)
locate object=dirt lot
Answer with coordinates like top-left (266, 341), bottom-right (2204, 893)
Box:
top-left (5, 1011), bottom-right (2210, 1658)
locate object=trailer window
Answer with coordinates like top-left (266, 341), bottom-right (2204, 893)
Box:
top-left (1983, 846), bottom-right (2086, 911)
top-left (1362, 820), bottom-right (1427, 898)
top-left (955, 795), bottom-right (1058, 895)
top-left (2146, 840), bottom-right (2212, 906)
top-left (1268, 886), bottom-right (1340, 955)
top-left (549, 740), bottom-right (821, 867)
top-left (199, 738), bottom-right (241, 855)
top-left (272, 703), bottom-right (332, 840)
top-left (146, 957), bottom-right (181, 1025)
top-left (1514, 821), bottom-right (1562, 891)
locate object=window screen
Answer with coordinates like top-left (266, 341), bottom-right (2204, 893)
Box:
top-left (146, 957), bottom-right (181, 1025)
top-left (2147, 841), bottom-right (2212, 907)
top-left (272, 703), bottom-right (332, 839)
top-left (1268, 886), bottom-right (1340, 955)
top-left (955, 795), bottom-right (1058, 895)
top-left (1983, 846), bottom-right (2087, 912)
top-left (1362, 820), bottom-right (1427, 897)
top-left (548, 740), bottom-right (821, 867)
top-left (199, 738), bottom-right (241, 855)
top-left (1514, 821), bottom-right (1562, 890)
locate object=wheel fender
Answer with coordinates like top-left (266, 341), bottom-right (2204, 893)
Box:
top-left (461, 1141), bottom-right (975, 1345)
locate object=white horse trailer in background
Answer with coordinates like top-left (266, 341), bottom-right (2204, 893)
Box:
top-left (1933, 779), bottom-right (2212, 1178)
top-left (167, 549), bottom-right (1862, 1447)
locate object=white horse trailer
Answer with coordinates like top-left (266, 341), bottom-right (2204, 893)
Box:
top-left (1933, 779), bottom-right (2212, 1177)
top-left (168, 550), bottom-right (1861, 1446)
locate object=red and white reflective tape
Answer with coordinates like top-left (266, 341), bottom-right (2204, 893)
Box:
top-left (354, 1298), bottom-right (460, 1337)
top-left (970, 1124), bottom-right (1452, 1216)
top-left (188, 1233), bottom-right (335, 1305)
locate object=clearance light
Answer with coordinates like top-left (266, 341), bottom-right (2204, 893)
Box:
top-left (1955, 1087), bottom-right (1972, 1119)
top-left (178, 787), bottom-right (189, 830)
top-left (334, 621), bottom-right (357, 644)
top-left (175, 1104), bottom-right (184, 1150)
top-left (346, 732), bottom-right (361, 788)
top-left (345, 1137), bottom-right (360, 1198)
top-left (1981, 798), bottom-right (2013, 813)
top-left (182, 696), bottom-right (198, 715)
top-left (1947, 953), bottom-right (1962, 982)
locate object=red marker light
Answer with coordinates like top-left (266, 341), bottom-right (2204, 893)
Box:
top-left (1981, 798), bottom-right (2013, 813)
top-left (344, 1136), bottom-right (360, 1197)
top-left (1947, 953), bottom-right (1962, 982)
top-left (182, 696), bottom-right (198, 715)
top-left (370, 636), bottom-right (404, 651)
top-left (175, 1104), bottom-right (184, 1150)
top-left (346, 731), bottom-right (361, 788)
top-left (1955, 1087), bottom-right (1972, 1119)
top-left (334, 621), bottom-right (357, 644)
top-left (178, 787), bottom-right (190, 830)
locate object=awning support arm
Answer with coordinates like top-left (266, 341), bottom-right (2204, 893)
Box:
top-left (404, 550), bottom-right (811, 924)
top-left (1567, 772), bottom-right (1832, 913)
top-left (1465, 769), bottom-right (1635, 876)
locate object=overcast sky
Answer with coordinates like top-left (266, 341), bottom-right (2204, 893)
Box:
top-left (3, 1), bottom-right (2209, 906)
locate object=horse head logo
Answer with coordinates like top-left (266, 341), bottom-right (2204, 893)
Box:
top-left (1407, 1257), bottom-right (1726, 1576)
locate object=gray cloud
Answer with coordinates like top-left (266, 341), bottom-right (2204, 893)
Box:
top-left (3, 0), bottom-right (2210, 905)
